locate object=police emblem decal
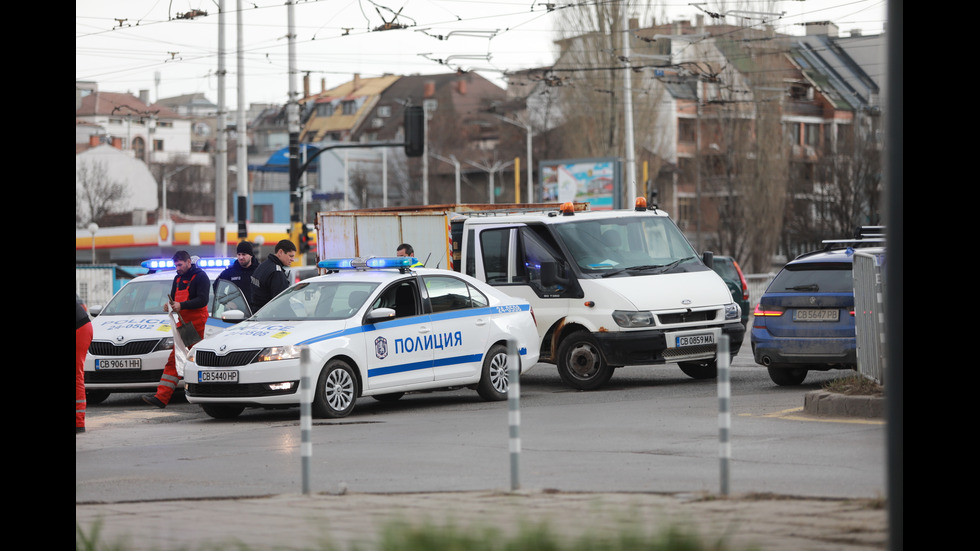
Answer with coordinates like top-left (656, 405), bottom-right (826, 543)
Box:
top-left (375, 336), bottom-right (388, 359)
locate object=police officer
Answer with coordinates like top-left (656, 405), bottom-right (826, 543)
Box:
top-left (250, 239), bottom-right (297, 311)
top-left (217, 241), bottom-right (259, 303)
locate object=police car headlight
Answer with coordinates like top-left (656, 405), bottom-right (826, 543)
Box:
top-left (154, 337), bottom-right (174, 352)
top-left (612, 310), bottom-right (655, 327)
top-left (256, 346), bottom-right (302, 362)
top-left (724, 303), bottom-right (741, 321)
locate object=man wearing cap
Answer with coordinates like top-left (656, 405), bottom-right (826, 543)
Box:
top-left (217, 241), bottom-right (259, 303)
top-left (142, 251), bottom-right (210, 408)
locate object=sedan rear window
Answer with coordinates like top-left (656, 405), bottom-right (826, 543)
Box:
top-left (769, 262), bottom-right (853, 293)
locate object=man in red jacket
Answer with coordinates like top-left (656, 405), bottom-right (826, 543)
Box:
top-left (142, 251), bottom-right (210, 408)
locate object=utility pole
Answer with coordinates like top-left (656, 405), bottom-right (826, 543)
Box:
top-left (286, 1), bottom-right (303, 261)
top-left (621, 7), bottom-right (637, 207)
top-left (236, 0), bottom-right (248, 241)
top-left (214, 0), bottom-right (228, 257)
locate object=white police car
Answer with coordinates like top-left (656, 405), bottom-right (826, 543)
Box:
top-left (184, 257), bottom-right (540, 419)
top-left (84, 257), bottom-right (254, 404)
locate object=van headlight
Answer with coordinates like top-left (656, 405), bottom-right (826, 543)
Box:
top-left (612, 310), bottom-right (655, 327)
top-left (256, 346), bottom-right (302, 362)
top-left (724, 303), bottom-right (741, 321)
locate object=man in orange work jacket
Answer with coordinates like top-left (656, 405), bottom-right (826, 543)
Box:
top-left (142, 251), bottom-right (210, 408)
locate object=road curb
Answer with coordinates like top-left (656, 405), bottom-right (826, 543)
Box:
top-left (803, 390), bottom-right (884, 419)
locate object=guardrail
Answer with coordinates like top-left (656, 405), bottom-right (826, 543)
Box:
top-left (744, 273), bottom-right (776, 310)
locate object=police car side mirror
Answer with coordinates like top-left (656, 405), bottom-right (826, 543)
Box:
top-left (88, 305), bottom-right (104, 317)
top-left (366, 307), bottom-right (396, 323)
top-left (221, 309), bottom-right (246, 323)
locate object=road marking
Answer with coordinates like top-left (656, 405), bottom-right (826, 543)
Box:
top-left (739, 407), bottom-right (885, 425)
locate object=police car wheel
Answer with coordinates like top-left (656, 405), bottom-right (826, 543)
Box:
top-left (477, 344), bottom-right (510, 401)
top-left (556, 330), bottom-right (613, 391)
top-left (202, 404), bottom-right (245, 419)
top-left (314, 360), bottom-right (358, 418)
top-left (85, 390), bottom-right (111, 405)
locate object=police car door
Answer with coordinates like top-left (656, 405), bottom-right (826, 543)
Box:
top-left (422, 274), bottom-right (492, 383)
top-left (363, 278), bottom-right (434, 391)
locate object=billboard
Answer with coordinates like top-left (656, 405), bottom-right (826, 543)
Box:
top-left (539, 157), bottom-right (621, 210)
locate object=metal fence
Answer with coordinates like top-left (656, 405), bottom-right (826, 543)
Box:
top-left (853, 249), bottom-right (887, 383)
top-left (744, 273), bottom-right (776, 310)
top-left (75, 266), bottom-right (117, 307)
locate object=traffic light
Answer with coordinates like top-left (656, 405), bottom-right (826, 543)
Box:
top-left (298, 225), bottom-right (311, 253)
top-left (404, 105), bottom-right (424, 157)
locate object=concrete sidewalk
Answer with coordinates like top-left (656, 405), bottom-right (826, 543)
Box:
top-left (76, 489), bottom-right (887, 550)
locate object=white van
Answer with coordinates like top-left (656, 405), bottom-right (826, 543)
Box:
top-left (456, 200), bottom-right (745, 389)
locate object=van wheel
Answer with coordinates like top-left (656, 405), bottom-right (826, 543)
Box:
top-left (85, 390), bottom-right (110, 405)
top-left (477, 344), bottom-right (510, 401)
top-left (768, 366), bottom-right (807, 386)
top-left (314, 360), bottom-right (358, 418)
top-left (678, 360), bottom-right (718, 379)
top-left (202, 404), bottom-right (245, 419)
top-left (557, 331), bottom-right (613, 390)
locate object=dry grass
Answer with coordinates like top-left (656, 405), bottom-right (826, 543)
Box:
top-left (822, 374), bottom-right (884, 397)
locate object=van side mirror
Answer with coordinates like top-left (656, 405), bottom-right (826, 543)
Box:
top-left (540, 260), bottom-right (568, 287)
top-left (702, 251), bottom-right (714, 269)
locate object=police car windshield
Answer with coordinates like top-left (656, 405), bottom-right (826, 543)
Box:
top-left (100, 280), bottom-right (172, 316)
top-left (552, 216), bottom-right (700, 275)
top-left (251, 280), bottom-right (381, 321)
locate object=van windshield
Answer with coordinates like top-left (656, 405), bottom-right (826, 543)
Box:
top-left (551, 216), bottom-right (702, 276)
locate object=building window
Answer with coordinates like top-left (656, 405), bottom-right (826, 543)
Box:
top-left (342, 100), bottom-right (357, 115)
top-left (377, 105), bottom-right (391, 117)
top-left (132, 137), bottom-right (146, 159)
top-left (804, 124), bottom-right (820, 148)
top-left (316, 103), bottom-right (334, 117)
top-left (153, 139), bottom-right (164, 151)
top-left (678, 118), bottom-right (696, 143)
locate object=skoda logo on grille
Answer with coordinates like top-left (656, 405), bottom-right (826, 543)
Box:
top-left (115, 335), bottom-right (125, 343)
top-left (219, 344), bottom-right (228, 352)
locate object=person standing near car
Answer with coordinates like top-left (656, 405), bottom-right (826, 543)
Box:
top-left (217, 240), bottom-right (259, 303)
top-left (396, 243), bottom-right (424, 268)
top-left (76, 294), bottom-right (92, 434)
top-left (250, 239), bottom-right (297, 311)
top-left (142, 251), bottom-right (210, 408)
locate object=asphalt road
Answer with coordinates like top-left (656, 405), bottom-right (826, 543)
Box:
top-left (76, 342), bottom-right (885, 504)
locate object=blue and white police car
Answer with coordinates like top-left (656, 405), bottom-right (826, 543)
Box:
top-left (183, 257), bottom-right (540, 419)
top-left (84, 257), bottom-right (254, 404)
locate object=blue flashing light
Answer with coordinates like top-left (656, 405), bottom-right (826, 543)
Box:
top-left (141, 257), bottom-right (234, 270)
top-left (317, 257), bottom-right (416, 270)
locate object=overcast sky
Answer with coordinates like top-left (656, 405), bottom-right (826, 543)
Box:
top-left (76, 1), bottom-right (888, 108)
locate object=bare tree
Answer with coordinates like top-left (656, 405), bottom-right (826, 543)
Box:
top-left (553, 1), bottom-right (666, 198)
top-left (76, 160), bottom-right (128, 228)
top-left (153, 156), bottom-right (214, 217)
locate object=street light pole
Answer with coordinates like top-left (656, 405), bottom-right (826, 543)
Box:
top-left (493, 114), bottom-right (533, 203)
top-left (431, 153), bottom-right (461, 204)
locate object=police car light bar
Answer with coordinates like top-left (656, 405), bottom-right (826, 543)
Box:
top-left (141, 257), bottom-right (234, 270)
top-left (317, 257), bottom-right (417, 270)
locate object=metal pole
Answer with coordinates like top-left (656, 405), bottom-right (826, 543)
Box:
top-left (717, 335), bottom-right (730, 496)
top-left (526, 121), bottom-right (533, 203)
top-left (300, 346), bottom-right (312, 495)
top-left (236, 0), bottom-right (248, 240)
top-left (507, 339), bottom-right (521, 490)
top-left (621, 7), bottom-right (637, 207)
top-left (215, 0), bottom-right (228, 257)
